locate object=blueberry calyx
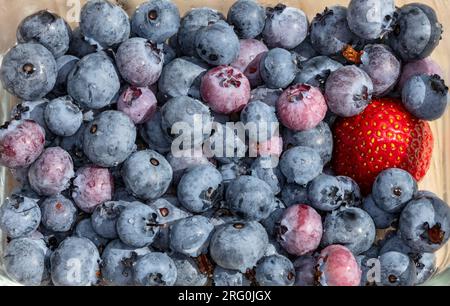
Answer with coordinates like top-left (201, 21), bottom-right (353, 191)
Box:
top-left (423, 223), bottom-right (445, 245)
top-left (22, 63), bottom-right (36, 75)
top-left (148, 9), bottom-right (158, 21)
top-left (430, 74), bottom-right (448, 95)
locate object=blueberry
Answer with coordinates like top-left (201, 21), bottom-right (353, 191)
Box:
top-left (261, 198), bottom-right (286, 236)
top-left (40, 194), bottom-right (77, 233)
top-left (101, 239), bottom-right (151, 286)
top-left (177, 164), bottom-right (223, 213)
top-left (321, 207), bottom-right (376, 255)
top-left (240, 100), bottom-right (278, 142)
top-left (250, 157), bottom-right (285, 195)
top-left (51, 55), bottom-right (79, 97)
top-left (0, 195), bottom-right (40, 239)
top-left (170, 215), bottom-right (214, 257)
top-left (250, 87), bottom-right (282, 108)
top-left (283, 121), bottom-right (333, 164)
top-left (178, 8), bottom-right (224, 56)
top-left (399, 194), bottom-right (450, 253)
top-left (122, 150), bottom-right (172, 201)
top-left (68, 27), bottom-right (98, 58)
top-left (213, 266), bottom-right (250, 286)
top-left (148, 198), bottom-right (192, 225)
top-left (347, 0), bottom-right (395, 40)
top-left (172, 253), bottom-right (208, 286)
top-left (158, 57), bottom-right (208, 101)
top-left (293, 255), bottom-right (316, 286)
top-left (293, 56), bottom-right (343, 91)
top-left (140, 110), bottom-right (172, 154)
top-left (372, 168), bottom-right (418, 213)
top-left (413, 252), bottom-right (437, 285)
top-left (133, 252), bottom-right (177, 286)
top-left (280, 183), bottom-right (309, 207)
top-left (402, 74), bottom-right (448, 121)
top-left (386, 3), bottom-right (442, 61)
top-left (131, 0), bottom-right (180, 43)
top-left (50, 237), bottom-right (100, 286)
top-left (259, 48), bottom-right (297, 89)
top-left (219, 161), bottom-right (249, 189)
top-left (3, 237), bottom-right (48, 285)
top-left (166, 150), bottom-right (210, 185)
top-left (226, 175), bottom-right (275, 221)
top-left (255, 254), bottom-right (295, 286)
top-left (91, 201), bottom-right (129, 239)
top-left (279, 146), bottom-right (323, 185)
top-left (377, 251), bottom-right (417, 286)
top-left (362, 195), bottom-right (397, 229)
top-left (74, 219), bottom-right (109, 249)
top-left (67, 52), bottom-right (120, 109)
top-left (336, 176), bottom-right (363, 206)
top-left (195, 20), bottom-right (240, 65)
top-left (116, 38), bottom-right (164, 87)
top-left (83, 110), bottom-right (136, 167)
top-left (227, 0), bottom-right (265, 39)
top-left (10, 99), bottom-right (52, 140)
top-left (291, 35), bottom-right (319, 62)
top-left (44, 96), bottom-right (83, 137)
top-left (307, 174), bottom-right (345, 211)
top-left (80, 0), bottom-right (130, 49)
top-left (0, 43), bottom-right (57, 101)
top-left (262, 4), bottom-right (308, 50)
top-left (325, 65), bottom-right (374, 117)
top-left (210, 221), bottom-right (268, 272)
top-left (162, 43), bottom-right (177, 64)
top-left (116, 202), bottom-right (160, 248)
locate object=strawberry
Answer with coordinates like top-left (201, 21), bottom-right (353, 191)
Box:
top-left (332, 98), bottom-right (433, 194)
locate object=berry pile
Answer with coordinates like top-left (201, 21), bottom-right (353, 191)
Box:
top-left (0, 0), bottom-right (449, 286)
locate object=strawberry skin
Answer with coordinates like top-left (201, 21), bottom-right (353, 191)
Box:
top-left (332, 98), bottom-right (434, 194)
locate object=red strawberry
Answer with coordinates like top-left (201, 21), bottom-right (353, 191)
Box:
top-left (332, 98), bottom-right (433, 194)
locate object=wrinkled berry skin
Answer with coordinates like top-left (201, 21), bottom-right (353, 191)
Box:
top-left (362, 195), bottom-right (397, 229)
top-left (131, 0), bottom-right (180, 43)
top-left (116, 38), bottom-right (164, 87)
top-left (325, 65), bottom-right (374, 117)
top-left (72, 166), bottom-right (114, 213)
top-left (347, 0), bottom-right (395, 40)
top-left (277, 84), bottom-right (327, 132)
top-left (91, 201), bottom-right (129, 239)
top-left (170, 215), bottom-right (214, 257)
top-left (40, 194), bottom-right (77, 232)
top-left (0, 120), bottom-right (45, 169)
top-left (0, 195), bottom-right (41, 239)
top-left (398, 57), bottom-right (443, 90)
top-left (83, 111), bottom-right (137, 167)
top-left (67, 52), bottom-right (120, 109)
top-left (227, 0), bottom-right (265, 39)
top-left (195, 21), bottom-right (240, 65)
top-left (80, 0), bottom-right (130, 49)
top-left (231, 39), bottom-right (268, 73)
top-left (210, 221), bottom-right (268, 273)
top-left (260, 48), bottom-right (297, 89)
top-left (117, 86), bottom-right (157, 124)
top-left (377, 251), bottom-right (417, 286)
top-left (399, 195), bottom-right (450, 253)
top-left (277, 204), bottom-right (322, 256)
top-left (316, 245), bottom-right (361, 286)
top-left (28, 147), bottom-right (74, 196)
top-left (402, 74), bottom-right (449, 121)
top-left (256, 254), bottom-right (295, 286)
top-left (280, 146), bottom-right (323, 185)
top-left (0, 43), bottom-right (57, 101)
top-left (386, 3), bottom-right (443, 61)
top-left (44, 96), bottom-right (83, 137)
top-left (122, 150), bottom-right (172, 201)
top-left (50, 237), bottom-right (100, 286)
top-left (262, 5), bottom-right (308, 50)
top-left (293, 56), bottom-right (343, 90)
top-left (307, 174), bottom-right (345, 212)
top-left (133, 252), bottom-right (177, 286)
top-left (17, 10), bottom-right (72, 58)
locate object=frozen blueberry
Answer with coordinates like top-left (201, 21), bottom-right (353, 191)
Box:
top-left (148, 198), bottom-right (191, 225)
top-left (40, 195), bottom-right (77, 233)
top-left (261, 198), bottom-right (286, 236)
top-left (166, 149), bottom-right (210, 185)
top-left (241, 101), bottom-right (278, 142)
top-left (291, 35), bottom-right (319, 62)
top-left (210, 221), bottom-right (268, 273)
top-left (68, 27), bottom-right (97, 58)
top-left (117, 86), bottom-right (157, 124)
top-left (259, 48), bottom-right (297, 89)
top-left (250, 87), bottom-right (282, 108)
top-left (398, 57), bottom-right (444, 90)
top-left (293, 255), bottom-right (316, 286)
top-left (91, 201), bottom-right (130, 239)
top-left (122, 150), bottom-right (172, 201)
top-left (10, 99), bottom-right (51, 140)
top-left (227, 0), bottom-right (265, 39)
top-left (67, 52), bottom-right (120, 109)
top-left (170, 215), bottom-right (214, 257)
top-left (172, 254), bottom-right (208, 286)
top-left (74, 219), bottom-right (109, 249)
top-left (51, 55), bottom-right (79, 97)
top-left (262, 4), bottom-right (308, 50)
top-left (79, 0), bottom-right (130, 49)
top-left (250, 157), bottom-right (285, 195)
top-left (17, 10), bottom-right (72, 58)
top-left (177, 164), bottom-right (223, 213)
top-left (307, 174), bottom-right (345, 212)
top-left (347, 0), bottom-right (395, 40)
top-left (293, 56), bottom-right (343, 91)
top-left (0, 43), bottom-right (57, 101)
top-left (131, 0), bottom-right (180, 43)
top-left (362, 195), bottom-right (397, 229)
top-left (83, 110), bottom-right (136, 167)
top-left (231, 39), bottom-right (268, 87)
top-left (226, 175), bottom-right (275, 221)
top-left (213, 266), bottom-right (250, 286)
top-left (336, 176), bottom-right (363, 206)
top-left (372, 168), bottom-right (418, 213)
top-left (116, 38), bottom-right (164, 87)
top-left (280, 183), bottom-right (309, 207)
top-left (44, 96), bottom-right (83, 137)
top-left (50, 237), bottom-right (100, 286)
top-left (0, 195), bottom-right (41, 239)
top-left (402, 74), bottom-right (448, 121)
top-left (377, 251), bottom-right (417, 286)
top-left (133, 252), bottom-right (177, 286)
top-left (413, 252), bottom-right (437, 285)
top-left (279, 146), bottom-right (323, 185)
top-left (140, 110), bottom-right (172, 154)
top-left (255, 254), bottom-right (295, 286)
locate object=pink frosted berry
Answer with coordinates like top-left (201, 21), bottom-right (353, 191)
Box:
top-left (398, 57), bottom-right (444, 90)
top-left (277, 204), bottom-right (322, 256)
top-left (117, 86), bottom-right (157, 124)
top-left (316, 245), bottom-right (361, 286)
top-left (277, 84), bottom-right (327, 131)
top-left (231, 39), bottom-right (268, 72)
top-left (28, 147), bottom-right (74, 196)
top-left (0, 120), bottom-right (45, 168)
top-left (200, 66), bottom-right (251, 114)
top-left (244, 52), bottom-right (265, 88)
top-left (72, 166), bottom-right (114, 213)
top-left (249, 135), bottom-right (283, 157)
